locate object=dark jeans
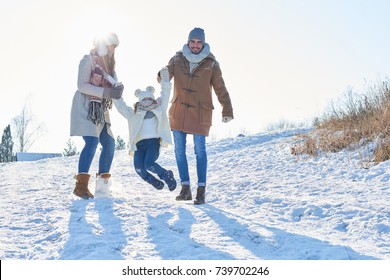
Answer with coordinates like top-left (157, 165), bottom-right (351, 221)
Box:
top-left (134, 138), bottom-right (166, 180)
top-left (78, 124), bottom-right (115, 174)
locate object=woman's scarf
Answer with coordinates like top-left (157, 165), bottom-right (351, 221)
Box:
top-left (182, 43), bottom-right (210, 74)
top-left (87, 52), bottom-right (115, 125)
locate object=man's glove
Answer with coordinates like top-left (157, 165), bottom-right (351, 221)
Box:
top-left (103, 84), bottom-right (124, 99)
top-left (222, 116), bottom-right (233, 123)
top-left (160, 67), bottom-right (170, 82)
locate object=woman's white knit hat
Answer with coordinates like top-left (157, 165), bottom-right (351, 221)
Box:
top-left (93, 32), bottom-right (119, 56)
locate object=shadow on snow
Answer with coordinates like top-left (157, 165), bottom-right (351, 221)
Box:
top-left (60, 198), bottom-right (126, 260)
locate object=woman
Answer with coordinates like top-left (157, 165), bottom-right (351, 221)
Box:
top-left (70, 32), bottom-right (124, 199)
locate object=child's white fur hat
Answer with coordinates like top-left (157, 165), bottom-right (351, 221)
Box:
top-left (135, 86), bottom-right (155, 101)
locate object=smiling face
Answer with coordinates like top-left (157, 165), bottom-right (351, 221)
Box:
top-left (188, 39), bottom-right (203, 54)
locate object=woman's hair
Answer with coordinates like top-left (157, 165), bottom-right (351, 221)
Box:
top-left (99, 55), bottom-right (115, 75)
top-left (89, 47), bottom-right (116, 75)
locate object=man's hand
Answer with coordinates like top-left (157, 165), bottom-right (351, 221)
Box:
top-left (222, 116), bottom-right (233, 123)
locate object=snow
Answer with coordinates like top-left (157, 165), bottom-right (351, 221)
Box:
top-left (1, 129), bottom-right (389, 277)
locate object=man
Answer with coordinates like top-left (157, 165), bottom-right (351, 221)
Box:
top-left (158, 27), bottom-right (234, 204)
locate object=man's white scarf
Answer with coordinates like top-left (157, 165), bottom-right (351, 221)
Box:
top-left (182, 43), bottom-right (210, 74)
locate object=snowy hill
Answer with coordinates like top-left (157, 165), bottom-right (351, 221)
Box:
top-left (0, 129), bottom-right (389, 260)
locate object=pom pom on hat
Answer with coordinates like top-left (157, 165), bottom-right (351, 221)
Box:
top-left (93, 32), bottom-right (119, 56)
top-left (135, 86), bottom-right (155, 101)
top-left (188, 27), bottom-right (205, 43)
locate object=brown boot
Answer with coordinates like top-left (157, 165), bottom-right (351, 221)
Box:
top-left (194, 187), bottom-right (205, 205)
top-left (176, 184), bottom-right (192, 200)
top-left (73, 173), bottom-right (94, 199)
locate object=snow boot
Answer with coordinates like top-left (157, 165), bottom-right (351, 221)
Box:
top-left (73, 173), bottom-right (94, 199)
top-left (160, 170), bottom-right (177, 191)
top-left (176, 184), bottom-right (192, 201)
top-left (146, 175), bottom-right (164, 190)
top-left (194, 187), bottom-right (206, 205)
top-left (95, 173), bottom-right (112, 196)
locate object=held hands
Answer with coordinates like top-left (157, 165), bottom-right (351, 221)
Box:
top-left (222, 116), bottom-right (233, 123)
top-left (160, 67), bottom-right (170, 82)
top-left (103, 83), bottom-right (124, 99)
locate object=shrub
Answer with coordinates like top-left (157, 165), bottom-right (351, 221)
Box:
top-left (294, 78), bottom-right (390, 163)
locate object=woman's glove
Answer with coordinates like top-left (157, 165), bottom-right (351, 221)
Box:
top-left (103, 84), bottom-right (124, 99)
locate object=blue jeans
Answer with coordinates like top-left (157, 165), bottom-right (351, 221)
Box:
top-left (78, 124), bottom-right (115, 174)
top-left (134, 138), bottom-right (165, 180)
top-left (172, 130), bottom-right (207, 187)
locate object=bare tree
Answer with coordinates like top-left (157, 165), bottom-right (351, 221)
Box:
top-left (12, 100), bottom-right (46, 152)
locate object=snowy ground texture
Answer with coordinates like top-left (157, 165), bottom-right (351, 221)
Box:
top-left (0, 129), bottom-right (389, 260)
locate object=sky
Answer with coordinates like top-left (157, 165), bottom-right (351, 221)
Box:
top-left (1, 0), bottom-right (390, 153)
top-left (1, 129), bottom-right (389, 277)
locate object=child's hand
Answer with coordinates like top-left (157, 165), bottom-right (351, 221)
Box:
top-left (160, 67), bottom-right (170, 82)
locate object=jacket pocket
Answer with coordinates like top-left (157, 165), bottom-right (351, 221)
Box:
top-left (199, 103), bottom-right (214, 126)
top-left (169, 95), bottom-right (178, 120)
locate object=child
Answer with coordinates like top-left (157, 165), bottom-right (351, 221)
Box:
top-left (113, 67), bottom-right (176, 191)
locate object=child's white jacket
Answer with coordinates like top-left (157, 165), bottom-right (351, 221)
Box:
top-left (113, 81), bottom-right (173, 156)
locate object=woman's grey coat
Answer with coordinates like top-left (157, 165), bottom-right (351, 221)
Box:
top-left (70, 54), bottom-right (117, 138)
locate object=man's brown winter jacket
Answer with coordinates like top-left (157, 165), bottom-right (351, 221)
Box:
top-left (166, 51), bottom-right (234, 136)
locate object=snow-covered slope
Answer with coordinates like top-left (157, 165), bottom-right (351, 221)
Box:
top-left (0, 130), bottom-right (389, 260)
